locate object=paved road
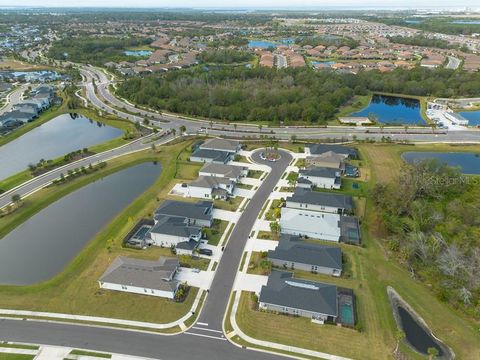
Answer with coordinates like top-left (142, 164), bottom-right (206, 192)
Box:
top-left (0, 133), bottom-right (172, 209)
top-left (0, 84), bottom-right (29, 115)
top-left (192, 149), bottom-right (292, 334)
top-left (0, 150), bottom-right (293, 360)
top-left (80, 66), bottom-right (480, 143)
top-left (0, 319), bottom-right (283, 360)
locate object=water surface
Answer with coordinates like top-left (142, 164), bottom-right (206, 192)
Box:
top-left (458, 111), bottom-right (480, 126)
top-left (402, 151), bottom-right (480, 174)
top-left (248, 40), bottom-right (277, 49)
top-left (0, 113), bottom-right (122, 181)
top-left (0, 162), bottom-right (161, 285)
top-left (350, 94), bottom-right (426, 125)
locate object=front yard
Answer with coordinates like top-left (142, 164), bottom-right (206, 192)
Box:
top-left (213, 196), bottom-right (244, 211)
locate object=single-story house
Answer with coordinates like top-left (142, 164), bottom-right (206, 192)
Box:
top-left (199, 163), bottom-right (248, 182)
top-left (268, 234), bottom-right (342, 276)
top-left (0, 110), bottom-right (35, 124)
top-left (199, 138), bottom-right (242, 153)
top-left (286, 188), bottom-right (354, 215)
top-left (148, 215), bottom-right (202, 249)
top-left (190, 148), bottom-right (232, 164)
top-left (305, 144), bottom-right (358, 159)
top-left (305, 151), bottom-right (347, 171)
top-left (98, 256), bottom-right (180, 299)
top-left (280, 207), bottom-right (342, 242)
top-left (188, 176), bottom-right (235, 200)
top-left (12, 103), bottom-right (40, 116)
top-left (259, 270), bottom-right (338, 323)
top-left (154, 200), bottom-right (213, 228)
top-left (298, 167), bottom-right (341, 190)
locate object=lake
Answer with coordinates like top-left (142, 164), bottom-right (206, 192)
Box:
top-left (398, 306), bottom-right (443, 356)
top-left (402, 152), bottom-right (480, 174)
top-left (350, 94), bottom-right (426, 125)
top-left (450, 20), bottom-right (480, 24)
top-left (0, 162), bottom-right (161, 285)
top-left (248, 40), bottom-right (277, 49)
top-left (124, 50), bottom-right (152, 57)
top-left (458, 111), bottom-right (480, 126)
top-left (0, 113), bottom-right (123, 181)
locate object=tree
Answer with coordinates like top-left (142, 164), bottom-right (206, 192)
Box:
top-left (171, 128), bottom-right (177, 137)
top-left (290, 134), bottom-right (297, 143)
top-left (270, 221), bottom-right (281, 234)
top-left (179, 125), bottom-right (187, 136)
top-left (151, 143), bottom-right (156, 152)
top-left (259, 124), bottom-right (263, 132)
top-left (427, 347), bottom-right (439, 360)
top-left (11, 194), bottom-right (21, 204)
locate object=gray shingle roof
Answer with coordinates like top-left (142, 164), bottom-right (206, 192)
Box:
top-left (299, 167), bottom-right (339, 179)
top-left (149, 216), bottom-right (202, 238)
top-left (200, 163), bottom-right (245, 178)
top-left (191, 148), bottom-right (231, 162)
top-left (200, 138), bottom-right (240, 152)
top-left (287, 189), bottom-right (353, 211)
top-left (99, 256), bottom-right (179, 292)
top-left (259, 271), bottom-right (338, 317)
top-left (154, 200), bottom-right (213, 222)
top-left (189, 176), bottom-right (233, 189)
top-left (268, 234), bottom-right (342, 270)
top-left (307, 144), bottom-right (357, 158)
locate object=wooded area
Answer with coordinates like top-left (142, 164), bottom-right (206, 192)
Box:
top-left (117, 66), bottom-right (480, 123)
top-left (372, 160), bottom-right (480, 318)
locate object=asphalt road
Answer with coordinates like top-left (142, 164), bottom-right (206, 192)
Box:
top-left (0, 150), bottom-right (293, 360)
top-left (194, 149), bottom-right (292, 332)
top-left (0, 133), bottom-right (172, 209)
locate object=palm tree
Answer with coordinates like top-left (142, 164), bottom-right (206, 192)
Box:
top-left (171, 128), bottom-right (177, 137)
top-left (11, 194), bottom-right (21, 204)
top-left (259, 124), bottom-right (263, 132)
top-left (233, 123), bottom-right (237, 132)
top-left (427, 347), bottom-right (439, 360)
top-left (179, 125), bottom-right (186, 136)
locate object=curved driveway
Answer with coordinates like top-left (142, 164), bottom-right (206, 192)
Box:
top-left (0, 149), bottom-right (293, 360)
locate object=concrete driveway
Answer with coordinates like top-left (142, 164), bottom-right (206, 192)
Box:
top-left (175, 268), bottom-right (214, 290)
top-left (233, 273), bottom-right (268, 294)
top-left (212, 209), bottom-right (241, 222)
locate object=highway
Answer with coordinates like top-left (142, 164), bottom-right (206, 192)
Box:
top-left (80, 65), bottom-right (480, 143)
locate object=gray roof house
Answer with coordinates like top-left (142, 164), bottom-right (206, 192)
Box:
top-left (305, 151), bottom-right (347, 171)
top-left (188, 176), bottom-right (235, 200)
top-left (98, 256), bottom-right (180, 299)
top-left (199, 138), bottom-right (241, 153)
top-left (259, 271), bottom-right (338, 323)
top-left (154, 200), bottom-right (213, 228)
top-left (190, 148), bottom-right (232, 164)
top-left (148, 216), bottom-right (203, 251)
top-left (305, 144), bottom-right (358, 159)
top-left (12, 103), bottom-right (40, 116)
top-left (199, 163), bottom-right (247, 181)
top-left (298, 167), bottom-right (341, 190)
top-left (286, 188), bottom-right (353, 214)
top-left (268, 234), bottom-right (343, 276)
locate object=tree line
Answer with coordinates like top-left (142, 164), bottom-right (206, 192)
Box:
top-left (117, 65), bottom-right (480, 124)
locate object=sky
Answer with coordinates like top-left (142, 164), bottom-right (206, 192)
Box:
top-left (1, 0), bottom-right (479, 9)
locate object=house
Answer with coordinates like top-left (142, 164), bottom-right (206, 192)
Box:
top-left (286, 188), bottom-right (353, 215)
top-left (305, 144), bottom-right (358, 159)
top-left (259, 271), bottom-right (338, 323)
top-left (188, 176), bottom-right (235, 200)
top-left (154, 200), bottom-right (213, 228)
top-left (190, 148), bottom-right (232, 164)
top-left (98, 256), bottom-right (180, 299)
top-left (280, 207), bottom-right (342, 242)
top-left (298, 167), bottom-right (341, 190)
top-left (199, 163), bottom-right (248, 182)
top-left (199, 138), bottom-right (241, 153)
top-left (148, 216), bottom-right (202, 251)
top-left (0, 110), bottom-right (35, 124)
top-left (12, 103), bottom-right (40, 116)
top-left (268, 234), bottom-right (342, 276)
top-left (305, 151), bottom-right (347, 171)
top-left (280, 207), bottom-right (360, 243)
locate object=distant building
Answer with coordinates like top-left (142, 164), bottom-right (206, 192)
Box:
top-left (99, 256), bottom-right (180, 299)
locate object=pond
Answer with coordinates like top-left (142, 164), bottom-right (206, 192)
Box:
top-left (124, 50), bottom-right (152, 57)
top-left (0, 113), bottom-right (123, 181)
top-left (397, 306), bottom-right (444, 356)
top-left (450, 20), bottom-right (480, 24)
top-left (0, 162), bottom-right (161, 285)
top-left (402, 151), bottom-right (480, 174)
top-left (248, 40), bottom-right (277, 49)
top-left (458, 111), bottom-right (480, 126)
top-left (350, 94), bottom-right (426, 125)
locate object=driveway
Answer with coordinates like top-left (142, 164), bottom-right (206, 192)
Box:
top-left (211, 209), bottom-right (241, 222)
top-left (175, 268), bottom-right (214, 290)
top-left (233, 273), bottom-right (268, 294)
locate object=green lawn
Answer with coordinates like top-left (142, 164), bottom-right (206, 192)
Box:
top-left (246, 170), bottom-right (263, 179)
top-left (0, 355), bottom-right (35, 360)
top-left (213, 196), bottom-right (244, 211)
top-left (264, 199), bottom-right (283, 221)
top-left (69, 350), bottom-right (111, 358)
top-left (0, 141), bottom-right (200, 325)
top-left (205, 219), bottom-right (229, 246)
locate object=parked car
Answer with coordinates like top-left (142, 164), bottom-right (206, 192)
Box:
top-left (199, 248), bottom-right (213, 256)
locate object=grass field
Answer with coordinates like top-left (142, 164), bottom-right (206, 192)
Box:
top-left (234, 142), bottom-right (480, 360)
top-left (0, 355), bottom-right (35, 360)
top-left (0, 141), bottom-right (201, 325)
top-left (0, 59), bottom-right (50, 71)
top-left (213, 196), bottom-right (244, 212)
